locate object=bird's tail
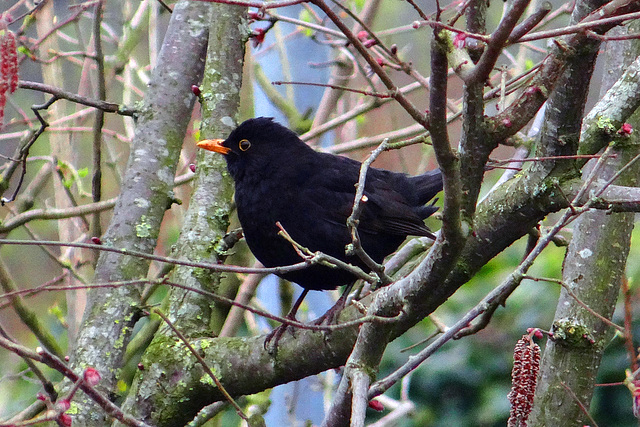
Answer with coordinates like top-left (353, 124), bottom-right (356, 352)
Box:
top-left (411, 169), bottom-right (443, 205)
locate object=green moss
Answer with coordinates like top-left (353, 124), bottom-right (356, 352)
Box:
top-left (68, 402), bottom-right (79, 415)
top-left (208, 206), bottom-right (230, 234)
top-left (114, 313), bottom-right (134, 350)
top-left (117, 379), bottom-right (128, 394)
top-left (136, 335), bottom-right (229, 425)
top-left (199, 373), bottom-right (216, 387)
top-left (142, 335), bottom-right (186, 366)
top-left (438, 30), bottom-right (454, 52)
top-left (596, 115), bottom-right (616, 134)
top-left (135, 216), bottom-right (153, 238)
top-left (552, 318), bottom-right (596, 348)
top-left (191, 266), bottom-right (220, 287)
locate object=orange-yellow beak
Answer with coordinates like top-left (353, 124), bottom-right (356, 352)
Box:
top-left (197, 139), bottom-right (230, 155)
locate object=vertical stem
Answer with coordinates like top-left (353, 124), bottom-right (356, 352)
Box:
top-left (91, 0), bottom-right (106, 243)
top-left (459, 0), bottom-right (489, 219)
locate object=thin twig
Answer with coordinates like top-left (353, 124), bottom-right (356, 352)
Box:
top-left (276, 222), bottom-right (378, 283)
top-left (523, 275), bottom-right (624, 333)
top-left (0, 238), bottom-right (310, 275)
top-left (0, 336), bottom-right (151, 427)
top-left (489, 154), bottom-right (610, 166)
top-left (156, 0), bottom-right (173, 13)
top-left (0, 324), bottom-right (57, 402)
top-left (309, 0), bottom-right (428, 128)
top-left (466, 0), bottom-right (532, 84)
top-left (0, 172), bottom-right (194, 233)
top-left (346, 139), bottom-right (392, 284)
top-left (1, 110), bottom-right (49, 205)
top-left (193, 0), bottom-right (306, 8)
top-left (18, 81), bottom-right (136, 116)
top-left (0, 278), bottom-right (402, 332)
top-left (91, 0), bottom-right (106, 241)
top-left (272, 81), bottom-right (394, 98)
top-left (586, 29), bottom-right (640, 41)
top-left (516, 10), bottom-right (640, 43)
top-left (559, 381), bottom-right (600, 427)
top-left (187, 402), bottom-right (229, 427)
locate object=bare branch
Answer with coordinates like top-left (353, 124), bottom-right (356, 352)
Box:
top-left (346, 139), bottom-right (392, 284)
top-left (18, 81), bottom-right (136, 116)
top-left (466, 0), bottom-right (532, 84)
top-left (0, 336), bottom-right (151, 427)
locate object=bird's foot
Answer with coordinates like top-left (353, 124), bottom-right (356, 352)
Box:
top-left (264, 324), bottom-right (289, 355)
top-left (264, 302), bottom-right (348, 354)
top-left (264, 289), bottom-right (310, 355)
top-left (264, 314), bottom-right (301, 355)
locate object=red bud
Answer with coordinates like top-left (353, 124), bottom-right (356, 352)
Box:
top-left (59, 413), bottom-right (72, 427)
top-left (83, 367), bottom-right (101, 386)
top-left (368, 399), bottom-right (384, 411)
top-left (618, 123), bottom-right (633, 135)
top-left (363, 39), bottom-right (378, 48)
top-left (453, 33), bottom-right (467, 48)
top-left (55, 399), bottom-right (71, 412)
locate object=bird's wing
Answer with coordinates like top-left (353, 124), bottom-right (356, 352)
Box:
top-left (360, 174), bottom-right (436, 237)
top-left (300, 155), bottom-right (435, 238)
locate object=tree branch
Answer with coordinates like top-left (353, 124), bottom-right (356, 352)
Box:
top-left (18, 81), bottom-right (136, 116)
top-left (68, 2), bottom-right (213, 424)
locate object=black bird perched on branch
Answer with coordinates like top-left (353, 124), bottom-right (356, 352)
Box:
top-left (198, 117), bottom-right (442, 348)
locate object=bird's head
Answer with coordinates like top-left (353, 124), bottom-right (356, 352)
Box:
top-left (197, 117), bottom-right (309, 179)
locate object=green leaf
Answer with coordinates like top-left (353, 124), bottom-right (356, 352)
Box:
top-left (298, 10), bottom-right (314, 37)
top-left (17, 45), bottom-right (33, 58)
top-left (78, 167), bottom-right (89, 178)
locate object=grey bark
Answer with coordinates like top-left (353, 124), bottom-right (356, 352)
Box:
top-left (117, 3), bottom-right (248, 426)
top-left (529, 22), bottom-right (640, 426)
top-left (70, 2), bottom-right (210, 424)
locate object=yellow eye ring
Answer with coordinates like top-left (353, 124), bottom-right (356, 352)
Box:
top-left (239, 139), bottom-right (251, 151)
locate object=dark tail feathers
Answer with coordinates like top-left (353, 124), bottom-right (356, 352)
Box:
top-left (410, 169), bottom-right (443, 205)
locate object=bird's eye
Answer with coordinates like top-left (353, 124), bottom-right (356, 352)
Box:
top-left (239, 139), bottom-right (251, 151)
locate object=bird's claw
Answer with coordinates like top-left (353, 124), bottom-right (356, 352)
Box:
top-left (264, 324), bottom-right (290, 355)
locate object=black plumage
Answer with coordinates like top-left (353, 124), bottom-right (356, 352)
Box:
top-left (198, 117), bottom-right (442, 293)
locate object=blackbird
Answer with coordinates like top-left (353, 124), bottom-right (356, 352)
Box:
top-left (198, 118), bottom-right (442, 344)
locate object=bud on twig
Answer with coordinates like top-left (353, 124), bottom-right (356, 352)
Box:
top-left (83, 367), bottom-right (101, 386)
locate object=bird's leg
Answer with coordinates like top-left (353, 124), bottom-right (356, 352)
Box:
top-left (312, 283), bottom-right (354, 326)
top-left (264, 288), bottom-right (310, 354)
